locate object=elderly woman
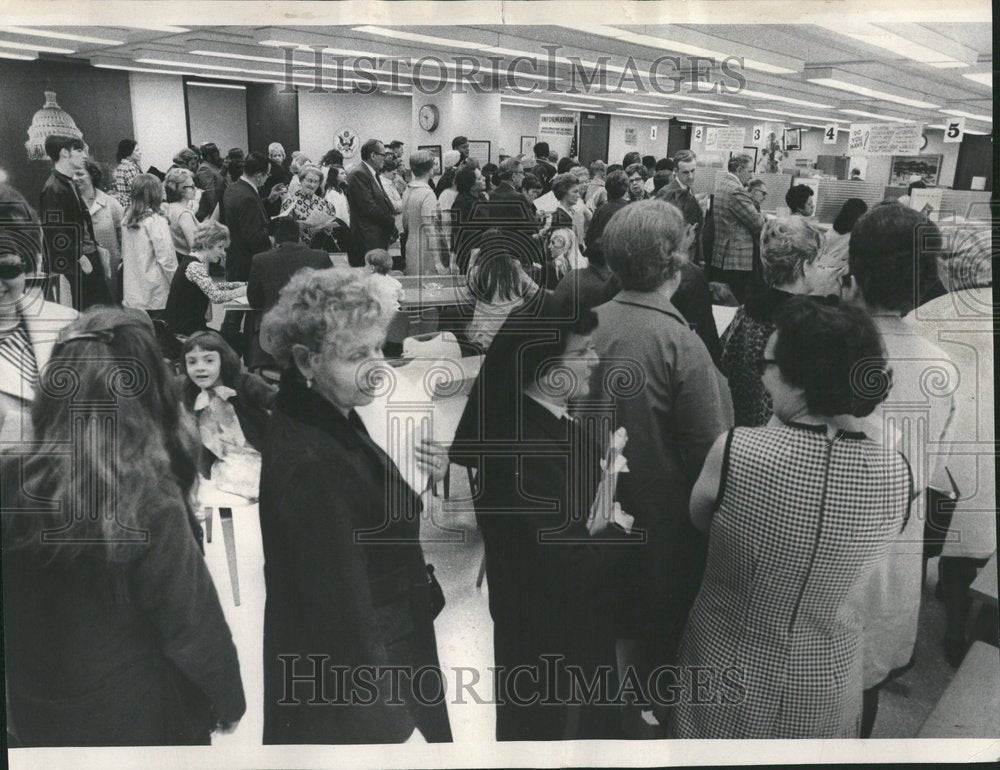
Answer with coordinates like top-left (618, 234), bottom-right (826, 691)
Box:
top-left (0, 190), bottom-right (78, 443)
top-left (450, 165), bottom-right (486, 273)
top-left (673, 297), bottom-right (912, 738)
top-left (73, 159), bottom-right (124, 304)
top-left (278, 163), bottom-right (338, 245)
top-left (720, 216), bottom-right (846, 426)
top-left (258, 268), bottom-right (452, 745)
top-left (591, 200), bottom-right (733, 694)
top-left (2, 308), bottom-right (245, 745)
top-left (847, 203), bottom-right (957, 736)
top-left (164, 167), bottom-right (199, 259)
top-left (912, 228), bottom-right (995, 668)
top-left (401, 150), bottom-right (443, 276)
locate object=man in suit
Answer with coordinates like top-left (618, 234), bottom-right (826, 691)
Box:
top-left (709, 153), bottom-right (765, 302)
top-left (657, 149), bottom-right (705, 265)
top-left (221, 150), bottom-right (273, 355)
top-left (346, 139), bottom-right (397, 267)
top-left (584, 169), bottom-right (629, 265)
top-left (246, 218), bottom-right (330, 368)
top-left (528, 142), bottom-right (556, 194)
top-left (260, 142), bottom-right (293, 215)
top-left (479, 158), bottom-right (544, 272)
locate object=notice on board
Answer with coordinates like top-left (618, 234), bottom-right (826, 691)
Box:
top-left (704, 126), bottom-right (746, 152)
top-left (848, 122), bottom-right (923, 155)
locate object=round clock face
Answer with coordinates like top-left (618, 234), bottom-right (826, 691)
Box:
top-left (419, 104), bottom-right (439, 132)
top-left (920, 133), bottom-right (929, 150)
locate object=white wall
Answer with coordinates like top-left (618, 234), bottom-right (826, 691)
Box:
top-left (298, 91), bottom-right (411, 169)
top-left (499, 105), bottom-right (541, 159)
top-left (129, 72), bottom-right (187, 173)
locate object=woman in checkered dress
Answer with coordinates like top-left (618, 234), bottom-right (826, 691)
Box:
top-left (671, 298), bottom-right (913, 739)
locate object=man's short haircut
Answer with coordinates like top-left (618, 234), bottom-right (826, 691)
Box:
top-left (388, 140), bottom-right (404, 150)
top-left (455, 165), bottom-right (479, 194)
top-left (747, 178), bottom-right (767, 192)
top-left (497, 158), bottom-right (523, 180)
top-left (641, 155), bottom-right (656, 169)
top-left (452, 136), bottom-right (469, 150)
top-left (727, 154), bottom-right (753, 173)
top-left (655, 158), bottom-right (675, 172)
top-left (785, 184), bottom-right (814, 213)
top-left (45, 135), bottom-right (85, 163)
top-left (272, 217), bottom-right (301, 244)
top-left (673, 149), bottom-right (696, 165)
top-left (588, 160), bottom-right (607, 176)
top-left (116, 139), bottom-right (138, 162)
top-left (243, 151), bottom-right (271, 177)
top-left (653, 170), bottom-right (673, 192)
top-left (622, 151), bottom-right (642, 168)
top-left (360, 138), bottom-right (384, 161)
top-left (605, 169), bottom-right (629, 199)
top-left (521, 173), bottom-right (542, 191)
top-left (533, 141), bottom-right (550, 159)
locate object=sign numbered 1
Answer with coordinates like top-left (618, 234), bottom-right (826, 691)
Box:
top-left (694, 125), bottom-right (705, 143)
top-left (823, 124), bottom-right (838, 144)
top-left (943, 118), bottom-right (965, 143)
top-left (752, 125), bottom-right (764, 143)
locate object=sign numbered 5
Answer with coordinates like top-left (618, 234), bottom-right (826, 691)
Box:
top-left (943, 118), bottom-right (965, 143)
top-left (823, 124), bottom-right (838, 144)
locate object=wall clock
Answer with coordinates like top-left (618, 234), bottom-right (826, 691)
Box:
top-left (920, 133), bottom-right (929, 150)
top-left (419, 104), bottom-right (440, 132)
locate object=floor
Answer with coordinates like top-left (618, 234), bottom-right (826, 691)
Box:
top-left (423, 469), bottom-right (989, 741)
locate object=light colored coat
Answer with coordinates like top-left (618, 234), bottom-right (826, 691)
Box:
top-left (710, 172), bottom-right (765, 273)
top-left (401, 179), bottom-right (444, 276)
top-left (121, 213), bottom-right (177, 311)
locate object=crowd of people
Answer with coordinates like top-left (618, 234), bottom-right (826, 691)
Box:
top-left (0, 125), bottom-right (993, 747)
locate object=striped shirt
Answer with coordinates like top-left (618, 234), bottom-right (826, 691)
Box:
top-left (0, 321), bottom-right (38, 394)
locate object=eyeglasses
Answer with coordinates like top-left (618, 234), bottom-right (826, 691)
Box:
top-left (0, 263), bottom-right (26, 280)
top-left (372, 151), bottom-right (387, 157)
top-left (628, 176), bottom-right (643, 183)
top-left (756, 357), bottom-right (778, 376)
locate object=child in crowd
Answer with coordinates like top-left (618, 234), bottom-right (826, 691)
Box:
top-left (365, 248), bottom-right (403, 313)
top-left (178, 330), bottom-right (277, 499)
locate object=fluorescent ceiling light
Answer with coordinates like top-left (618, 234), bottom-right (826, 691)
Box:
top-left (940, 108), bottom-right (992, 123)
top-left (962, 72), bottom-right (992, 87)
top-left (0, 38), bottom-right (74, 54)
top-left (835, 29), bottom-right (969, 69)
top-left (0, 50), bottom-right (36, 60)
top-left (502, 101), bottom-right (545, 109)
top-left (754, 107), bottom-right (850, 123)
top-left (682, 107), bottom-right (757, 119)
top-left (806, 74), bottom-right (939, 109)
top-left (186, 82), bottom-right (246, 90)
top-left (737, 88), bottom-right (833, 109)
top-left (838, 109), bottom-right (917, 124)
top-left (0, 27), bottom-right (124, 45)
top-left (133, 25), bottom-right (190, 33)
top-left (191, 48), bottom-right (413, 80)
top-left (138, 57), bottom-right (389, 86)
top-left (500, 93), bottom-right (603, 109)
top-left (563, 24), bottom-right (798, 74)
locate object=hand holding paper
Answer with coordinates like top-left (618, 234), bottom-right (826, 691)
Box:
top-left (587, 427), bottom-right (632, 535)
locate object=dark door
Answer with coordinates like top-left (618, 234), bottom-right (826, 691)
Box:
top-left (666, 119), bottom-right (691, 158)
top-left (579, 112), bottom-right (610, 165)
top-left (952, 134), bottom-right (992, 191)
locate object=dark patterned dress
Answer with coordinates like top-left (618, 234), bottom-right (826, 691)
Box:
top-left (672, 423), bottom-right (913, 739)
top-left (719, 288), bottom-right (793, 426)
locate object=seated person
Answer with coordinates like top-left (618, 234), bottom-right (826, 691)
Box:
top-left (178, 330), bottom-right (277, 498)
top-left (466, 234), bottom-right (540, 351)
top-left (365, 248), bottom-right (403, 314)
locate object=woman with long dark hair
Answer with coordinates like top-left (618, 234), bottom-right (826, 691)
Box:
top-left (1, 308), bottom-right (245, 746)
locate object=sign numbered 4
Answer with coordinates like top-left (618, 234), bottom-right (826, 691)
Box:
top-left (823, 124), bottom-right (838, 144)
top-left (943, 118), bottom-right (965, 143)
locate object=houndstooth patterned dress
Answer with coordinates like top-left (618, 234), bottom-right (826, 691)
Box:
top-left (672, 423), bottom-right (912, 738)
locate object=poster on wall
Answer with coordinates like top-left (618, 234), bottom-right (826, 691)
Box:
top-left (909, 187), bottom-right (944, 218)
top-left (624, 127), bottom-right (638, 145)
top-left (888, 154), bottom-right (942, 186)
top-left (705, 126), bottom-right (746, 151)
top-left (520, 135), bottom-right (536, 157)
top-left (782, 128), bottom-right (801, 151)
top-left (467, 140), bottom-right (491, 166)
top-left (848, 122), bottom-right (923, 155)
top-left (418, 144), bottom-right (442, 175)
top-left (538, 112), bottom-right (575, 156)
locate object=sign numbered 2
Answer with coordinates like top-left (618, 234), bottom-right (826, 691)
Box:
top-left (694, 125), bottom-right (705, 142)
top-left (823, 124), bottom-right (838, 144)
top-left (943, 118), bottom-right (965, 143)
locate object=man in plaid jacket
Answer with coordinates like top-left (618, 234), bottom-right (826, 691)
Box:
top-left (710, 154), bottom-right (765, 302)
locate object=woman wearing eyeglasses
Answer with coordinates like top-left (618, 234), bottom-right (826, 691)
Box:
top-left (672, 297), bottom-right (913, 739)
top-left (1, 308), bottom-right (246, 746)
top-left (720, 216), bottom-right (846, 427)
top-left (0, 188), bottom-right (78, 444)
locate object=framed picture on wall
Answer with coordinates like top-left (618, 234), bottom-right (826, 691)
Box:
top-left (468, 140), bottom-right (491, 166)
top-left (732, 146), bottom-right (759, 172)
top-left (889, 154), bottom-right (943, 186)
top-left (418, 144), bottom-right (442, 175)
top-left (783, 128), bottom-right (801, 151)
top-left (520, 135), bottom-right (536, 157)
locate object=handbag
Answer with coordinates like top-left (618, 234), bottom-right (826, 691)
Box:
top-left (425, 564), bottom-right (446, 619)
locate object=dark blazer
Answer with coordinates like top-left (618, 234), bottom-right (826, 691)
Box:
top-left (259, 375), bottom-right (451, 744)
top-left (222, 179), bottom-right (272, 281)
top-left (472, 394), bottom-right (629, 740)
top-left (164, 255), bottom-right (209, 337)
top-left (247, 242), bottom-right (331, 311)
top-left (551, 262), bottom-right (620, 316)
top-left (658, 178), bottom-right (704, 264)
top-left (346, 163), bottom-right (396, 266)
top-left (260, 161), bottom-right (292, 217)
top-left (1, 463), bottom-right (245, 746)
top-left (39, 169), bottom-right (97, 268)
top-left (178, 370), bottom-right (277, 474)
top-left (529, 159), bottom-right (556, 193)
top-left (584, 196), bottom-right (629, 264)
top-left (671, 262), bottom-right (723, 367)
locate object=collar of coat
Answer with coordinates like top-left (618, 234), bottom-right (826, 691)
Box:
top-left (611, 288), bottom-right (687, 326)
top-left (275, 371), bottom-right (366, 447)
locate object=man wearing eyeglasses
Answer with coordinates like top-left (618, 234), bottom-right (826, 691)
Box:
top-left (346, 139), bottom-right (398, 267)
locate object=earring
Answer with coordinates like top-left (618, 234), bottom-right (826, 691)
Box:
top-left (305, 377), bottom-right (313, 389)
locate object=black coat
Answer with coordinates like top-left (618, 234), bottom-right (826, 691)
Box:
top-left (671, 262), bottom-right (724, 367)
top-left (259, 375), bottom-right (452, 744)
top-left (1, 463), bottom-right (245, 746)
top-left (221, 179), bottom-right (272, 281)
top-left (247, 242), bottom-right (332, 312)
top-left (164, 254), bottom-right (210, 337)
top-left (584, 197), bottom-right (629, 264)
top-left (346, 164), bottom-right (396, 267)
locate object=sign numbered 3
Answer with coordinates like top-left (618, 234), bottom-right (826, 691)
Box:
top-left (752, 125), bottom-right (764, 143)
top-left (943, 118), bottom-right (965, 143)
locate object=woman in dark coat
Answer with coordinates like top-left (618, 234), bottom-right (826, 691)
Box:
top-left (1, 308), bottom-right (245, 747)
top-left (257, 267), bottom-right (452, 744)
